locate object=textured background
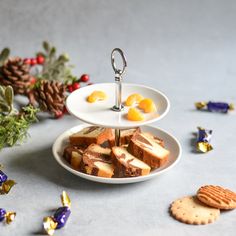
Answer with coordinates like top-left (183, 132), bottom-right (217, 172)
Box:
top-left (0, 0), bottom-right (236, 235)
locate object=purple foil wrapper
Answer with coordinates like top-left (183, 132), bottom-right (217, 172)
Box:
top-left (53, 206), bottom-right (71, 229)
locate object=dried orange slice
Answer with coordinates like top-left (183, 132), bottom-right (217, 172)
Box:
top-left (127, 107), bottom-right (144, 121)
top-left (138, 98), bottom-right (156, 113)
top-left (125, 93), bottom-right (144, 106)
top-left (87, 90), bottom-right (107, 103)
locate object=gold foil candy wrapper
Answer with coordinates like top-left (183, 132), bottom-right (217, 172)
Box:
top-left (197, 142), bottom-right (213, 153)
top-left (43, 191), bottom-right (71, 235)
top-left (196, 127), bottom-right (213, 153)
top-left (5, 212), bottom-right (16, 224)
top-left (195, 102), bottom-right (207, 110)
top-left (43, 217), bottom-right (58, 236)
top-left (229, 103), bottom-right (234, 110)
top-left (61, 191), bottom-right (71, 208)
top-left (0, 180), bottom-right (16, 195)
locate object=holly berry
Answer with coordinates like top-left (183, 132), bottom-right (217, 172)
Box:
top-left (30, 58), bottom-right (37, 66)
top-left (36, 55), bottom-right (45, 65)
top-left (63, 106), bottom-right (68, 114)
top-left (80, 74), bottom-right (89, 83)
top-left (24, 58), bottom-right (31, 65)
top-left (67, 85), bottom-right (73, 93)
top-left (72, 82), bottom-right (80, 90)
top-left (30, 77), bottom-right (37, 85)
top-left (55, 110), bottom-right (64, 119)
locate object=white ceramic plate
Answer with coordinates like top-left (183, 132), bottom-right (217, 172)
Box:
top-left (66, 83), bottom-right (170, 129)
top-left (52, 124), bottom-right (181, 184)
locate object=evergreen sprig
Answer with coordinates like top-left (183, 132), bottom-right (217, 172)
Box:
top-left (0, 48), bottom-right (10, 67)
top-left (36, 41), bottom-right (77, 84)
top-left (0, 85), bottom-right (39, 150)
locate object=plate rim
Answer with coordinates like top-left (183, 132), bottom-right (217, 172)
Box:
top-left (52, 124), bottom-right (182, 184)
top-left (65, 83), bottom-right (171, 129)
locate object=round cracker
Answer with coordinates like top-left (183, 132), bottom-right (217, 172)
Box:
top-left (170, 196), bottom-right (220, 225)
top-left (197, 185), bottom-right (236, 210)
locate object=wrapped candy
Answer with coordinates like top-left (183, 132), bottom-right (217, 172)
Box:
top-left (195, 101), bottom-right (234, 113)
top-left (43, 191), bottom-right (71, 236)
top-left (0, 169), bottom-right (16, 195)
top-left (196, 127), bottom-right (213, 153)
top-left (0, 170), bottom-right (8, 185)
top-left (0, 208), bottom-right (16, 224)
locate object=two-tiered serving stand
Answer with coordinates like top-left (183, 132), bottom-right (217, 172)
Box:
top-left (52, 49), bottom-right (182, 184)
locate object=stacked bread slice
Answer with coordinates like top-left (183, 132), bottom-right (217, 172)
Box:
top-left (69, 126), bottom-right (113, 146)
top-left (108, 128), bottom-right (140, 147)
top-left (128, 131), bottom-right (169, 168)
top-left (112, 146), bottom-right (151, 177)
top-left (82, 144), bottom-right (114, 178)
top-left (63, 126), bottom-right (170, 178)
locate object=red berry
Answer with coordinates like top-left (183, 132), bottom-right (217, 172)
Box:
top-left (30, 77), bottom-right (37, 85)
top-left (80, 74), bottom-right (89, 83)
top-left (24, 58), bottom-right (31, 65)
top-left (72, 82), bottom-right (80, 90)
top-left (67, 85), bottom-right (73, 93)
top-left (63, 106), bottom-right (68, 114)
top-left (55, 110), bottom-right (64, 119)
top-left (30, 58), bottom-right (37, 66)
top-left (36, 55), bottom-right (45, 65)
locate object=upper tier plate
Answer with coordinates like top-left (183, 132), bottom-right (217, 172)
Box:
top-left (66, 83), bottom-right (170, 128)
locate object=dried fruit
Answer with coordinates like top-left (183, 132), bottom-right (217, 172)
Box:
top-left (125, 93), bottom-right (144, 106)
top-left (87, 91), bottom-right (107, 103)
top-left (139, 98), bottom-right (156, 113)
top-left (127, 107), bottom-right (144, 121)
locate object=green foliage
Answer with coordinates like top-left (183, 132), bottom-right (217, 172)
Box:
top-left (0, 105), bottom-right (38, 149)
top-left (36, 41), bottom-right (77, 84)
top-left (0, 85), bottom-right (39, 150)
top-left (0, 48), bottom-right (10, 66)
top-left (0, 85), bottom-right (14, 115)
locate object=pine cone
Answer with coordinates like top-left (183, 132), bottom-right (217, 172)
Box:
top-left (33, 80), bottom-right (66, 116)
top-left (0, 57), bottom-right (31, 95)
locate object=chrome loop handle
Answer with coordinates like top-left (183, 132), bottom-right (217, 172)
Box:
top-left (111, 48), bottom-right (127, 77)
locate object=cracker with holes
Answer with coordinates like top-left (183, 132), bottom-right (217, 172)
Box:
top-left (197, 185), bottom-right (236, 210)
top-left (170, 196), bottom-right (220, 225)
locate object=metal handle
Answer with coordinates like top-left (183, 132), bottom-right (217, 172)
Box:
top-left (111, 48), bottom-right (127, 76)
top-left (111, 48), bottom-right (127, 112)
top-left (111, 48), bottom-right (127, 146)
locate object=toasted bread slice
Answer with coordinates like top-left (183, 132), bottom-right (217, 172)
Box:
top-left (63, 146), bottom-right (84, 163)
top-left (63, 145), bottom-right (84, 170)
top-left (69, 126), bottom-right (113, 146)
top-left (112, 146), bottom-right (151, 177)
top-left (128, 132), bottom-right (169, 168)
top-left (142, 132), bottom-right (164, 147)
top-left (109, 128), bottom-right (140, 147)
top-left (83, 144), bottom-right (114, 178)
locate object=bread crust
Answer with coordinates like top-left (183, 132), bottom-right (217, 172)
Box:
top-left (82, 144), bottom-right (114, 178)
top-left (128, 137), bottom-right (168, 168)
top-left (111, 146), bottom-right (150, 177)
top-left (69, 127), bottom-right (113, 146)
top-left (108, 128), bottom-right (140, 147)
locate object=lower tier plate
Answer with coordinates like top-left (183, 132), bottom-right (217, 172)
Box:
top-left (52, 124), bottom-right (182, 184)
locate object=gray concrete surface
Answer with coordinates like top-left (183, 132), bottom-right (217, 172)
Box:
top-left (0, 0), bottom-right (236, 235)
